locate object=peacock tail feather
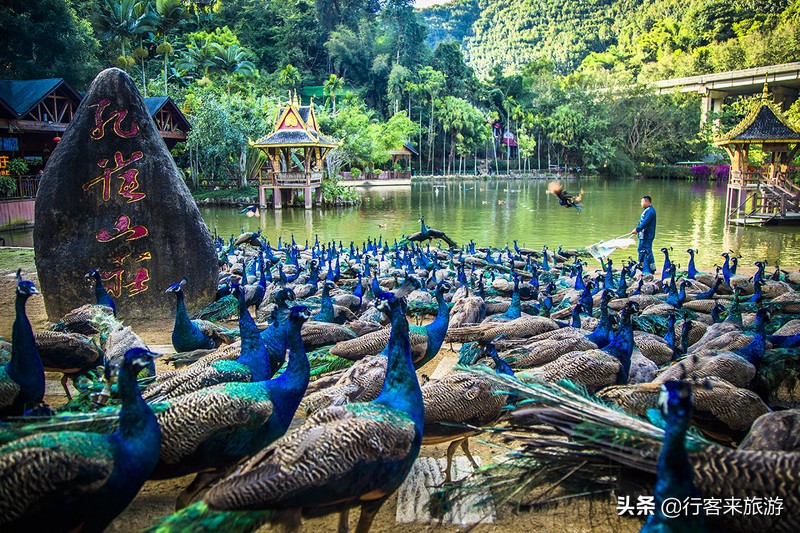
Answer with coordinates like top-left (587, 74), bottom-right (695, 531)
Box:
top-left (191, 295), bottom-right (239, 322)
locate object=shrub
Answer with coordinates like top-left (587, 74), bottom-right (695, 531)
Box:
top-left (350, 167), bottom-right (362, 179)
top-left (713, 165), bottom-right (730, 180)
top-left (690, 165), bottom-right (713, 180)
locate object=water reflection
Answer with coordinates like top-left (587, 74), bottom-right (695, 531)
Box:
top-left (4, 178), bottom-right (800, 269)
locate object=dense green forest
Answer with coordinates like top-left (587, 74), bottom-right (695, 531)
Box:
top-left (2, 0), bottom-right (799, 187)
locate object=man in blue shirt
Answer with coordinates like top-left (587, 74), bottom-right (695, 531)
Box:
top-left (632, 195), bottom-right (657, 273)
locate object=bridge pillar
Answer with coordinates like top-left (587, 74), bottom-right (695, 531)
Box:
top-left (772, 86), bottom-right (799, 111)
top-left (700, 89), bottom-right (727, 127)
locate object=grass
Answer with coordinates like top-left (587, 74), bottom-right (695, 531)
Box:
top-left (0, 248), bottom-right (35, 272)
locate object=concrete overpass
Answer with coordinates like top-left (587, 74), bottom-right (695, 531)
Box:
top-left (652, 62), bottom-right (800, 124)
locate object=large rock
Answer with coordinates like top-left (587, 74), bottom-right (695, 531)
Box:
top-left (34, 68), bottom-right (216, 320)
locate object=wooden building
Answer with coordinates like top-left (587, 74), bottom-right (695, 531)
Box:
top-left (715, 83), bottom-right (800, 226)
top-left (0, 78), bottom-right (190, 189)
top-left (251, 94), bottom-right (340, 209)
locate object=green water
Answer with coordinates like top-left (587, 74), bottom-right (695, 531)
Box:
top-left (4, 178), bottom-right (800, 270)
top-left (199, 178), bottom-right (800, 270)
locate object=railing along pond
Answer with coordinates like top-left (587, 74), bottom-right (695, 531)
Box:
top-left (0, 175), bottom-right (40, 201)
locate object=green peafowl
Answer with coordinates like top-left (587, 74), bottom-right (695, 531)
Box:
top-left (167, 279), bottom-right (235, 354)
top-left (144, 285), bottom-right (270, 402)
top-left (0, 348), bottom-right (161, 532)
top-left (0, 270), bottom-right (44, 418)
top-left (149, 291), bottom-right (424, 533)
top-left (85, 270), bottom-right (116, 316)
top-left (152, 306), bottom-right (312, 509)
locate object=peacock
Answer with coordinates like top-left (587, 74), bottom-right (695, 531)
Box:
top-left (34, 330), bottom-right (103, 400)
top-left (330, 280), bottom-right (451, 368)
top-left (0, 270), bottom-right (44, 418)
top-left (151, 306), bottom-right (312, 509)
top-left (0, 347), bottom-right (161, 531)
top-left (470, 374), bottom-right (799, 532)
top-left (167, 278), bottom-right (235, 353)
top-left (149, 291), bottom-right (424, 533)
top-left (422, 335), bottom-right (515, 483)
top-left (144, 284), bottom-right (270, 402)
top-left (259, 287), bottom-right (297, 376)
top-left (398, 216), bottom-right (458, 248)
top-left (517, 301), bottom-right (638, 393)
top-left (85, 269), bottom-right (116, 316)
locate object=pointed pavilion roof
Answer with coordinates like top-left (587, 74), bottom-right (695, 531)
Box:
top-left (251, 92), bottom-right (340, 150)
top-left (714, 82), bottom-right (800, 146)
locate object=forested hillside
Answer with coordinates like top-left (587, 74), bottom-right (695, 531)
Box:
top-left (422, 0), bottom-right (799, 79)
top-left (2, 0), bottom-right (799, 185)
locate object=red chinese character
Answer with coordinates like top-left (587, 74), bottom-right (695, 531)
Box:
top-left (96, 215), bottom-right (148, 243)
top-left (123, 268), bottom-right (150, 296)
top-left (84, 151), bottom-right (144, 202)
top-left (89, 98), bottom-right (139, 140)
top-left (100, 269), bottom-right (124, 298)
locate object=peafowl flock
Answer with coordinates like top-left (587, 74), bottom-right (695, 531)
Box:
top-left (150, 291), bottom-right (424, 533)
top-left (4, 231), bottom-right (800, 532)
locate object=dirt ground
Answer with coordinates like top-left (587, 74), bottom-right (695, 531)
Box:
top-left (0, 267), bottom-right (646, 532)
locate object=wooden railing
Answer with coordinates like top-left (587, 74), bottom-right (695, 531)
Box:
top-left (260, 171), bottom-right (323, 188)
top-left (0, 175), bottom-right (40, 200)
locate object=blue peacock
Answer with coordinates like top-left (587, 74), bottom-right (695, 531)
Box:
top-left (0, 270), bottom-right (45, 418)
top-left (151, 305), bottom-right (312, 509)
top-left (0, 347), bottom-right (160, 532)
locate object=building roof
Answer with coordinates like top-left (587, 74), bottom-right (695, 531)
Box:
top-left (0, 78), bottom-right (81, 118)
top-left (388, 141), bottom-right (419, 156)
top-left (715, 84), bottom-right (800, 145)
top-left (144, 96), bottom-right (191, 132)
top-left (251, 96), bottom-right (340, 150)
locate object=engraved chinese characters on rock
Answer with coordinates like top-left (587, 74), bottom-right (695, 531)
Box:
top-left (84, 151), bottom-right (145, 202)
top-left (85, 98), bottom-right (151, 299)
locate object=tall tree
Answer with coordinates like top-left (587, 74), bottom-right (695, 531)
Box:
top-left (91, 0), bottom-right (156, 70)
top-left (278, 63), bottom-right (301, 93)
top-left (208, 43), bottom-right (258, 94)
top-left (0, 0), bottom-right (100, 86)
top-left (153, 0), bottom-right (187, 95)
top-left (323, 73), bottom-right (344, 113)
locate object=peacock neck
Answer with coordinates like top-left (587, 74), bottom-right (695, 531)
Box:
top-left (269, 319), bottom-right (310, 423)
top-left (9, 293), bottom-right (43, 384)
top-left (605, 314), bottom-right (633, 384)
top-left (236, 296), bottom-right (269, 381)
top-left (174, 291), bottom-right (191, 331)
top-left (375, 307), bottom-right (424, 428)
top-left (649, 417), bottom-right (697, 529)
top-left (116, 365), bottom-right (159, 444)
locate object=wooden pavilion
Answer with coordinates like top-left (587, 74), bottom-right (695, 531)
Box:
top-left (251, 94), bottom-right (340, 209)
top-left (715, 82), bottom-right (800, 226)
top-left (387, 141), bottom-right (418, 179)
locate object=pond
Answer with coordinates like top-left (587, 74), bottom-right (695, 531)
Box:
top-left (4, 178), bottom-right (800, 270)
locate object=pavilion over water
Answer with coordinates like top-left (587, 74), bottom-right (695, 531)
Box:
top-left (251, 94), bottom-right (340, 209)
top-left (715, 82), bottom-right (800, 226)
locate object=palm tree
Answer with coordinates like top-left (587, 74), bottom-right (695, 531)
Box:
top-left (91, 0), bottom-right (156, 71)
top-left (153, 0), bottom-right (186, 94)
top-left (208, 43), bottom-right (257, 94)
top-left (278, 64), bottom-right (301, 94)
top-left (323, 74), bottom-right (344, 113)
